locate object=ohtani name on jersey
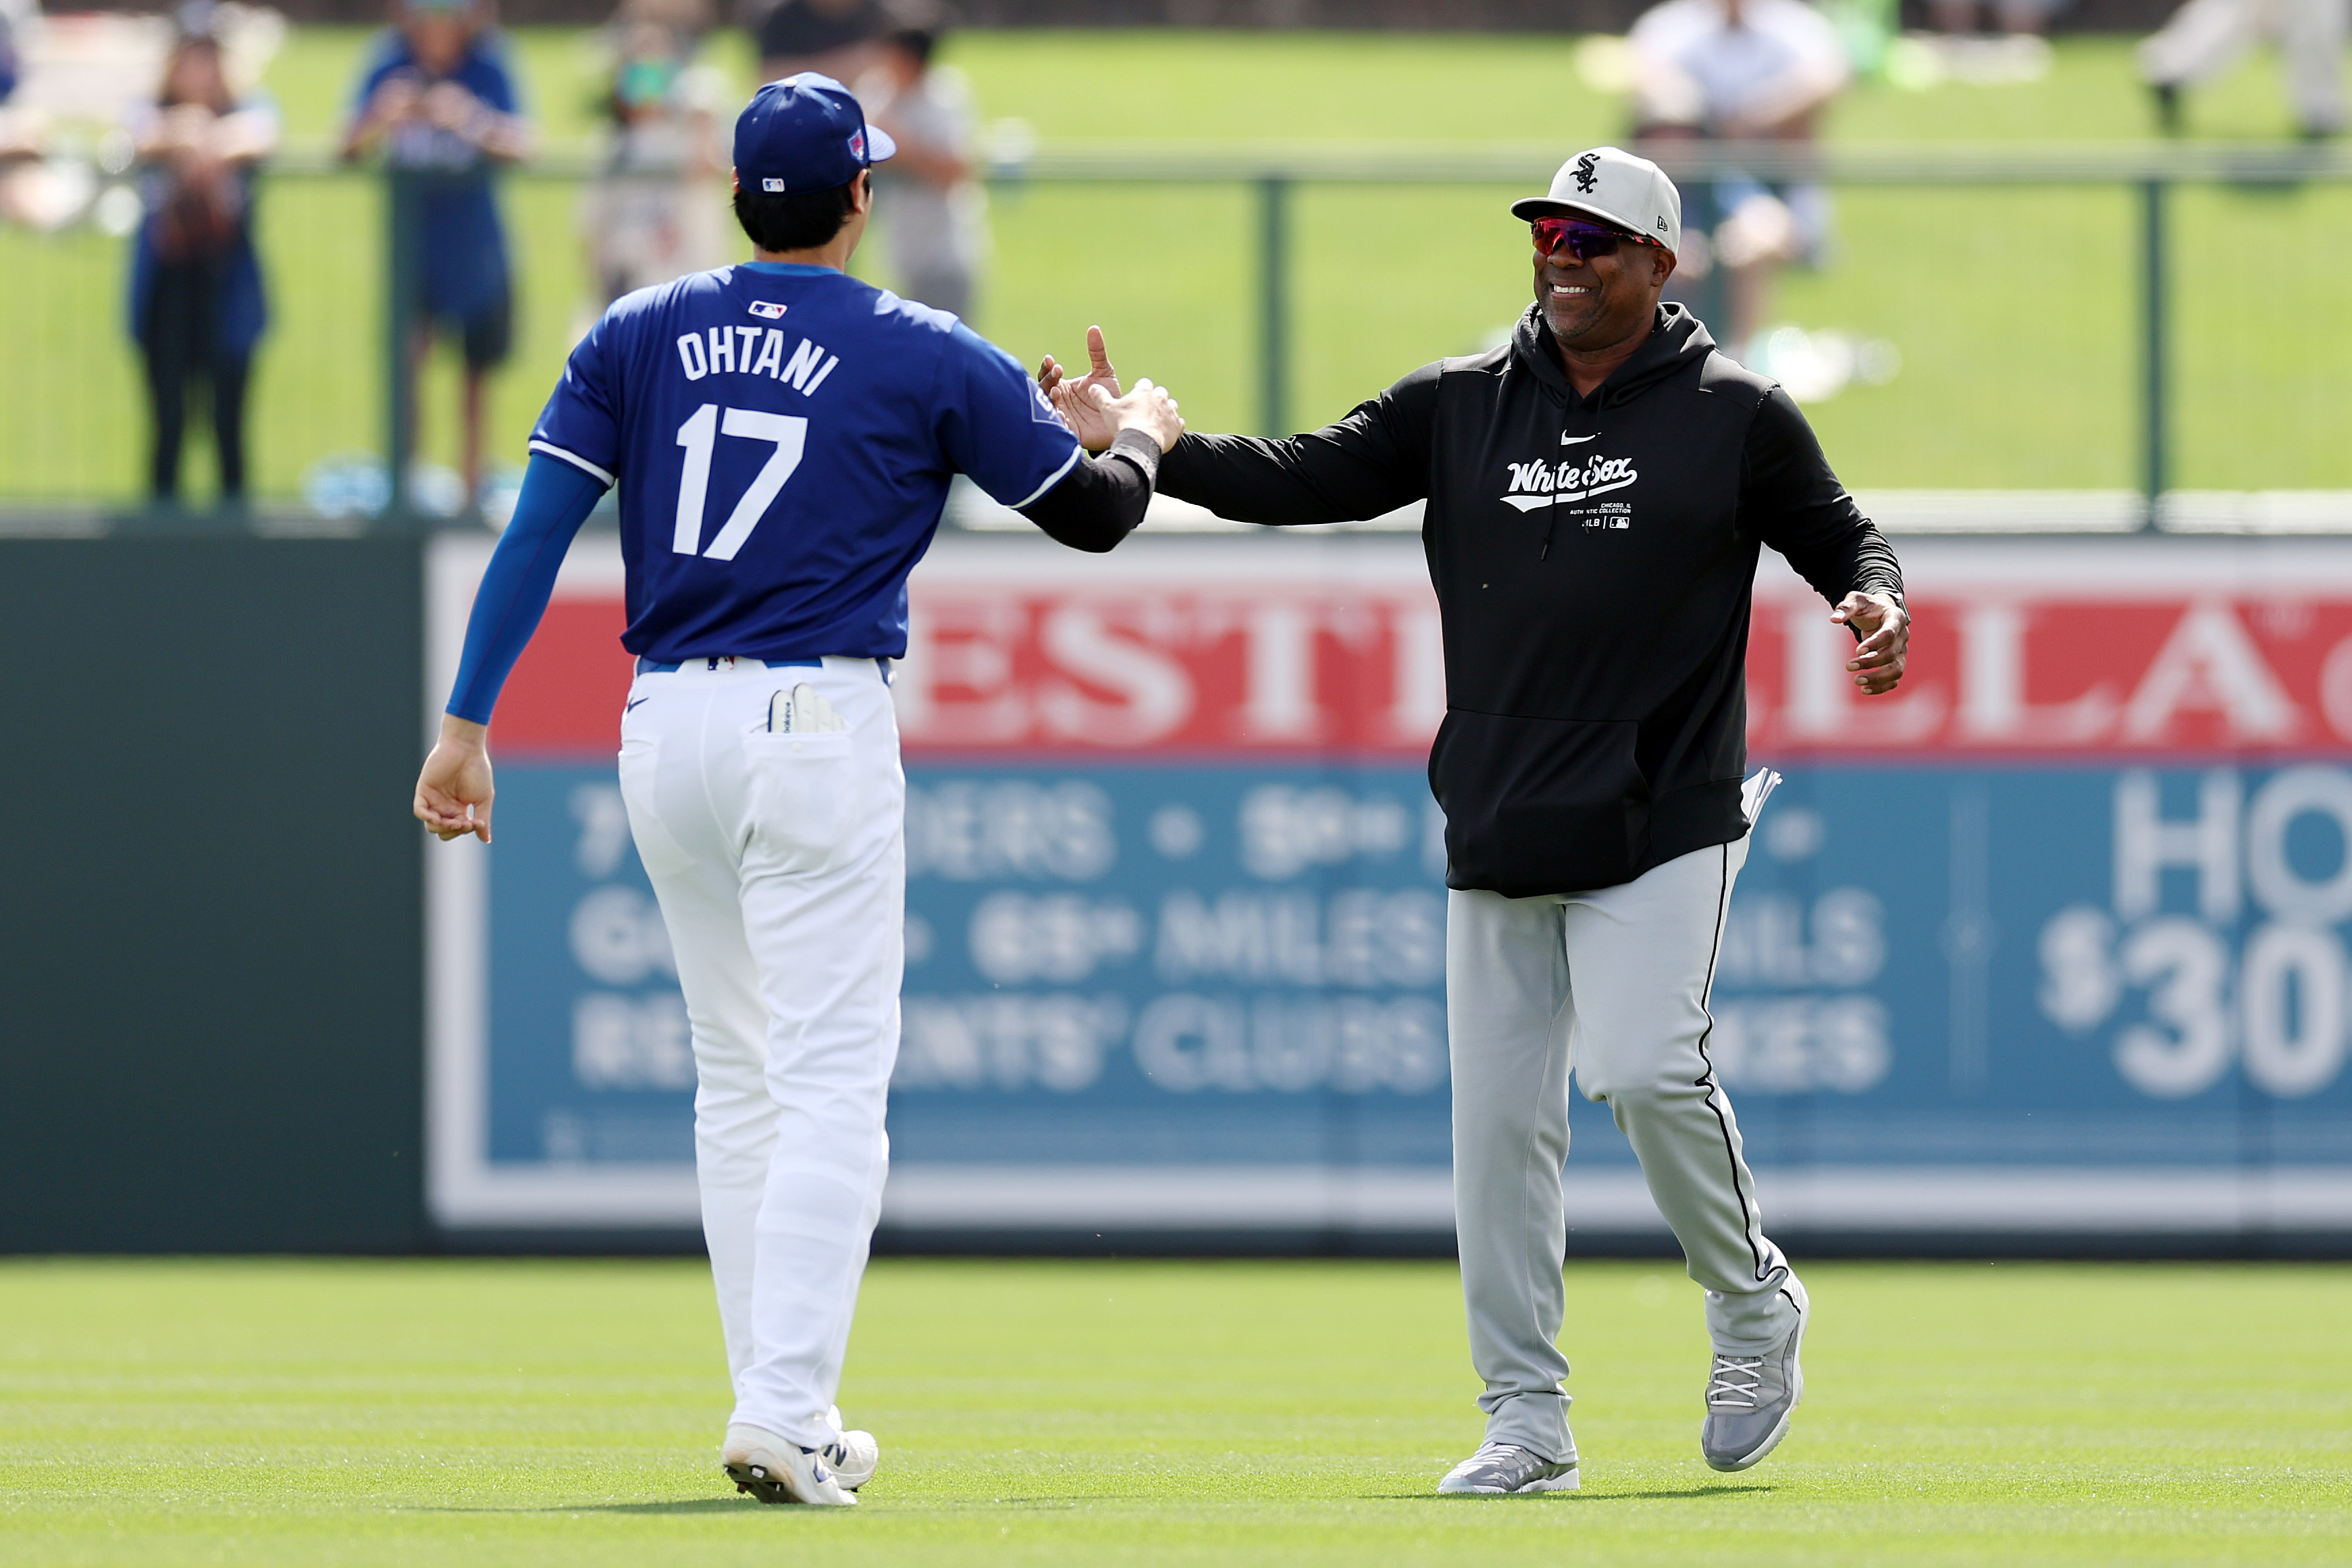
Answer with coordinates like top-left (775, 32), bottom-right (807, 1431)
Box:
top-left (1498, 453), bottom-right (1638, 513)
top-left (674, 328), bottom-right (840, 397)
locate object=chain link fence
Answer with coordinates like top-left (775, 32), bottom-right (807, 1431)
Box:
top-left (2, 142), bottom-right (2349, 526)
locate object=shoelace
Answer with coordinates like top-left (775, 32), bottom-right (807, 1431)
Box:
top-left (1707, 1353), bottom-right (1764, 1409)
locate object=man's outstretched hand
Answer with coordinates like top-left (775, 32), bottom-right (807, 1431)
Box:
top-left (1083, 377), bottom-right (1184, 452)
top-left (1039, 325), bottom-right (1182, 453)
top-left (1831, 591), bottom-right (1909, 696)
top-left (1038, 325), bottom-right (1124, 451)
top-left (415, 714), bottom-right (495, 843)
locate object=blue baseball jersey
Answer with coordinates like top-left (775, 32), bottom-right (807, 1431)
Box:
top-left (531, 261), bottom-right (1080, 662)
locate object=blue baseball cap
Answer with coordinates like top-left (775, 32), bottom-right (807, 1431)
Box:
top-left (734, 74), bottom-right (895, 196)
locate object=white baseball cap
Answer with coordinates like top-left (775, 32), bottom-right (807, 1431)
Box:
top-left (1510, 147), bottom-right (1682, 255)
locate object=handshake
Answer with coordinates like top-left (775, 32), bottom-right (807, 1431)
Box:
top-left (1035, 325), bottom-right (1185, 455)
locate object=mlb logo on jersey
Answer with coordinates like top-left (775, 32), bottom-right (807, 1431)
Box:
top-left (748, 302), bottom-right (788, 319)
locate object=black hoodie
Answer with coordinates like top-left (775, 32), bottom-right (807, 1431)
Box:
top-left (1158, 303), bottom-right (1904, 898)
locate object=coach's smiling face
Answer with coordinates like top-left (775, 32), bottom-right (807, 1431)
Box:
top-left (1533, 223), bottom-right (1677, 359)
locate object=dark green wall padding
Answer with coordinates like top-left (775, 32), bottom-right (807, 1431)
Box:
top-left (0, 537), bottom-right (427, 1252)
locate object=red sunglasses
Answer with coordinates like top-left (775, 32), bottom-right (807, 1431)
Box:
top-left (1531, 216), bottom-right (1656, 261)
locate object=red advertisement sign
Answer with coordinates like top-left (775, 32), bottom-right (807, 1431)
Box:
top-left (488, 533), bottom-right (2352, 764)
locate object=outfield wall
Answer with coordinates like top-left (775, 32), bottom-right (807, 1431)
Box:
top-left (427, 527), bottom-right (2352, 1252)
top-left (6, 527), bottom-right (2351, 1254)
top-left (0, 536), bottom-right (427, 1254)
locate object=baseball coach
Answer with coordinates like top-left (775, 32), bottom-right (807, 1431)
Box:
top-left (1039, 144), bottom-right (1911, 1494)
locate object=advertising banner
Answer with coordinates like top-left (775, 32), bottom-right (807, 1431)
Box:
top-left (427, 530), bottom-right (2352, 1238)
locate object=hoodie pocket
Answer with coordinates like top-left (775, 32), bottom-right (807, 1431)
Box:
top-left (1428, 712), bottom-right (1650, 895)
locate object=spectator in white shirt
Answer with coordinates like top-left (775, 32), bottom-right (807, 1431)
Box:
top-left (1627, 0), bottom-right (1848, 352)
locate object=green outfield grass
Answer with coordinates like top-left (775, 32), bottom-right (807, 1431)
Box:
top-left (3, 30), bottom-right (2347, 502)
top-left (1, 1257), bottom-right (2347, 1565)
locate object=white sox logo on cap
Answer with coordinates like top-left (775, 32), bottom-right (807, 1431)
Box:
top-left (1509, 145), bottom-right (1682, 257)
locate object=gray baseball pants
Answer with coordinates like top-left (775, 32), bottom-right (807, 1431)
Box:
top-left (1448, 835), bottom-right (1803, 1461)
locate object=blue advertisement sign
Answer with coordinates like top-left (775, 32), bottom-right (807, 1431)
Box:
top-left (426, 533), bottom-right (2352, 1236)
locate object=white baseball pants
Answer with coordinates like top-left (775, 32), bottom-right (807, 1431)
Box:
top-left (615, 654), bottom-right (904, 1448)
top-left (1448, 837), bottom-right (1803, 1461)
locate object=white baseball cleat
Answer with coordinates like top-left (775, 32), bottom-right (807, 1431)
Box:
top-left (1436, 1440), bottom-right (1582, 1494)
top-left (721, 1423), bottom-right (858, 1506)
top-left (820, 1404), bottom-right (879, 1491)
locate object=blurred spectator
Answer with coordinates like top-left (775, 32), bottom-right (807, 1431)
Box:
top-left (341, 0), bottom-right (531, 505)
top-left (753, 0), bottom-right (885, 84)
top-left (2141, 0), bottom-right (2346, 137)
top-left (863, 20), bottom-right (982, 318)
top-left (581, 14), bottom-right (729, 305)
top-left (0, 0), bottom-right (48, 226)
top-left (1927, 0), bottom-right (2068, 36)
top-left (129, 6), bottom-right (278, 510)
top-left (1627, 0), bottom-right (1848, 355)
top-left (623, 0), bottom-right (716, 39)
top-left (0, 0), bottom-right (22, 106)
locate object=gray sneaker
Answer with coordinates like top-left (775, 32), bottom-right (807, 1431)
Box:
top-left (1700, 1299), bottom-right (1807, 1471)
top-left (1436, 1440), bottom-right (1581, 1494)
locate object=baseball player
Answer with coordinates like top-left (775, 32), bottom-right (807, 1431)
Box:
top-left (1043, 147), bottom-right (1908, 1493)
top-left (414, 74), bottom-right (1182, 1506)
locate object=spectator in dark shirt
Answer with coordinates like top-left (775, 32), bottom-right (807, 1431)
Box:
top-left (130, 14), bottom-right (278, 510)
top-left (755, 0), bottom-right (886, 85)
top-left (342, 0), bottom-right (531, 505)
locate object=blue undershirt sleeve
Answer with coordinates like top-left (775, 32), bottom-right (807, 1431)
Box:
top-left (444, 453), bottom-right (609, 724)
